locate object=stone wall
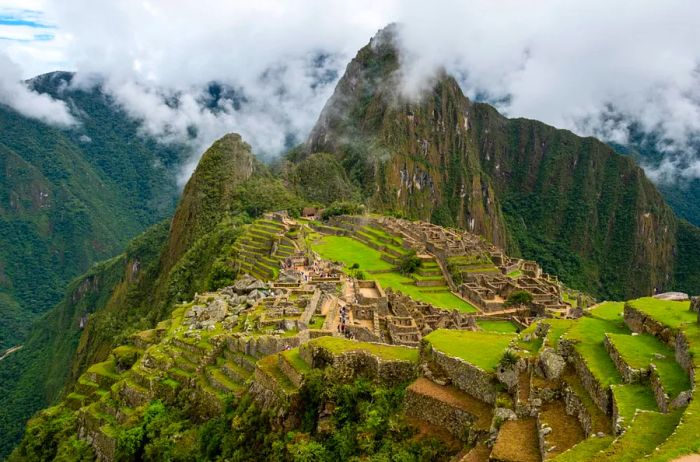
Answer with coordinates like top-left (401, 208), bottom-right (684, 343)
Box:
top-left (278, 354), bottom-right (304, 388)
top-left (569, 348), bottom-right (611, 415)
top-left (563, 385), bottom-right (594, 437)
top-left (610, 385), bottom-right (624, 435)
top-left (603, 334), bottom-right (649, 383)
top-left (404, 385), bottom-right (481, 442)
top-left (227, 334), bottom-right (300, 359)
top-left (421, 342), bottom-right (499, 404)
top-left (623, 304), bottom-right (676, 347)
top-left (299, 290), bottom-right (321, 327)
top-left (299, 342), bottom-right (417, 387)
top-left (650, 365), bottom-right (692, 413)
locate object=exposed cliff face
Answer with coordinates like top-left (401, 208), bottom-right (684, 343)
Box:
top-left (471, 107), bottom-right (678, 298)
top-left (304, 27), bottom-right (689, 299)
top-left (306, 27), bottom-right (507, 247)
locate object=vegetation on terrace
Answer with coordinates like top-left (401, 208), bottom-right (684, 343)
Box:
top-left (424, 329), bottom-right (515, 371)
top-left (607, 333), bottom-right (690, 397)
top-left (310, 233), bottom-right (477, 312)
top-left (308, 336), bottom-right (419, 362)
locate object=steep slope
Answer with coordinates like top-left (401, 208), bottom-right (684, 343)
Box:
top-left (306, 27), bottom-right (507, 247)
top-left (0, 72), bottom-right (185, 349)
top-left (0, 133), bottom-right (301, 458)
top-left (303, 26), bottom-right (693, 300)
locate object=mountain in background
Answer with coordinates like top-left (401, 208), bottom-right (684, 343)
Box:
top-left (300, 25), bottom-right (700, 300)
top-left (0, 71), bottom-right (187, 349)
top-left (609, 132), bottom-right (700, 228)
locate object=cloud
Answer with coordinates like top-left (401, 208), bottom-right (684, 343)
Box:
top-left (3, 0), bottom-right (700, 184)
top-left (393, 0), bottom-right (700, 181)
top-left (0, 51), bottom-right (76, 126)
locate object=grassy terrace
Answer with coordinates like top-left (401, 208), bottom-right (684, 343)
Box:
top-left (589, 301), bottom-right (625, 321)
top-left (542, 318), bottom-right (574, 347)
top-left (281, 348), bottom-right (311, 373)
top-left (565, 316), bottom-right (626, 387)
top-left (424, 329), bottom-right (515, 371)
top-left (596, 410), bottom-right (682, 462)
top-left (632, 299), bottom-right (700, 462)
top-left (607, 333), bottom-right (690, 397)
top-left (477, 319), bottom-right (520, 333)
top-left (627, 297), bottom-right (694, 328)
top-left (552, 436), bottom-right (614, 462)
top-left (311, 234), bottom-right (477, 312)
top-left (308, 336), bottom-right (419, 362)
top-left (611, 384), bottom-right (658, 427)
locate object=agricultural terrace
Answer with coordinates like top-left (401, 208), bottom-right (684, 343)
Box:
top-left (424, 329), bottom-right (515, 371)
top-left (310, 234), bottom-right (477, 312)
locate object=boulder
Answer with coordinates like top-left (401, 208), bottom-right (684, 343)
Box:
top-left (496, 364), bottom-right (519, 391)
top-left (540, 348), bottom-right (566, 380)
top-left (653, 292), bottom-right (689, 301)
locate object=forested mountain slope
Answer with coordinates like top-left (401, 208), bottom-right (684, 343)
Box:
top-left (0, 72), bottom-right (186, 349)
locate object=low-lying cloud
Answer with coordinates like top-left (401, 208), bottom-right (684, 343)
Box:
top-left (3, 0), bottom-right (700, 184)
top-left (0, 52), bottom-right (76, 126)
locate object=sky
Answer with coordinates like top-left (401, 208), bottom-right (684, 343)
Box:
top-left (1, 0), bottom-right (699, 184)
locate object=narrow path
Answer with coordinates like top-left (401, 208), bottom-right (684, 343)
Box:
top-left (0, 345), bottom-right (23, 361)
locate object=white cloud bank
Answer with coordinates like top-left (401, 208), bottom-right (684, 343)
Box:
top-left (2, 0), bottom-right (700, 184)
top-left (0, 52), bottom-right (76, 126)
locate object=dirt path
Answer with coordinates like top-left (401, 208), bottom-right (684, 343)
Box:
top-left (0, 345), bottom-right (23, 361)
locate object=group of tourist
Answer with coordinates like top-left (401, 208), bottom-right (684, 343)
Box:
top-left (336, 305), bottom-right (355, 339)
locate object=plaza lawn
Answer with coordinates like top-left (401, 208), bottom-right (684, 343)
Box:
top-left (606, 333), bottom-right (690, 398)
top-left (425, 329), bottom-right (515, 371)
top-left (477, 319), bottom-right (519, 333)
top-left (312, 235), bottom-right (477, 312)
top-left (627, 297), bottom-right (694, 329)
top-left (309, 336), bottom-right (418, 362)
top-left (589, 301), bottom-right (625, 321)
top-left (312, 235), bottom-right (394, 272)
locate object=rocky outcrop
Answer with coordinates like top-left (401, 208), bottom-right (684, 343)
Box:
top-left (539, 348), bottom-right (566, 380)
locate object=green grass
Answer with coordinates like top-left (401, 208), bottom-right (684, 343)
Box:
top-left (551, 436), bottom-right (614, 462)
top-left (313, 235), bottom-right (394, 272)
top-left (507, 269), bottom-right (523, 279)
top-left (308, 336), bottom-right (418, 362)
top-left (477, 319), bottom-right (519, 333)
top-left (643, 323), bottom-right (700, 461)
top-left (611, 384), bottom-right (658, 428)
top-left (542, 318), bottom-right (574, 347)
top-left (312, 235), bottom-right (477, 312)
top-left (308, 316), bottom-right (325, 330)
top-left (566, 317), bottom-right (627, 387)
top-left (606, 333), bottom-right (690, 397)
top-left (281, 348), bottom-right (311, 373)
top-left (87, 360), bottom-right (120, 380)
top-left (424, 329), bottom-right (515, 371)
top-left (596, 410), bottom-right (682, 462)
top-left (627, 297), bottom-right (694, 328)
top-left (589, 301), bottom-right (625, 321)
